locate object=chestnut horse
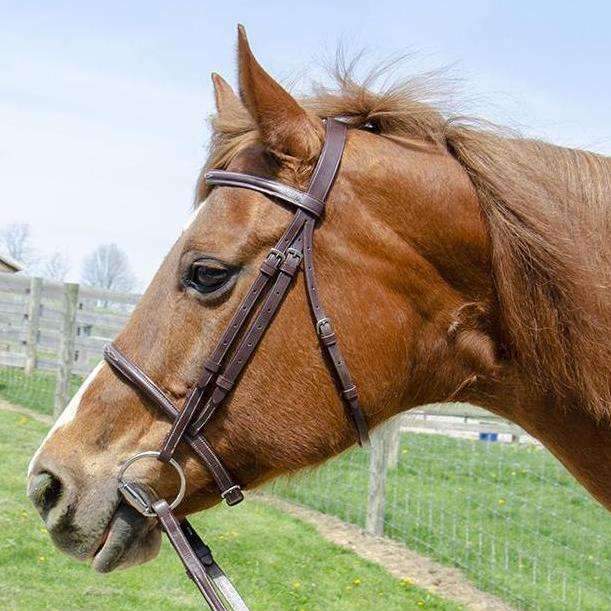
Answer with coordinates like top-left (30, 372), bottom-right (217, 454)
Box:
top-left (28, 26), bottom-right (610, 574)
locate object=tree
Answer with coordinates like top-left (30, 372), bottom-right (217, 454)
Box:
top-left (81, 243), bottom-right (136, 292)
top-left (43, 251), bottom-right (70, 281)
top-left (0, 223), bottom-right (34, 267)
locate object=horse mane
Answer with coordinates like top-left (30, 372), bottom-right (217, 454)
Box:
top-left (199, 60), bottom-right (611, 420)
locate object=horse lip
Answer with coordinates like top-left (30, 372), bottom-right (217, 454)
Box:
top-left (91, 502), bottom-right (156, 573)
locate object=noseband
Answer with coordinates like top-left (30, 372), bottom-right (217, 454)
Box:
top-left (103, 118), bottom-right (370, 608)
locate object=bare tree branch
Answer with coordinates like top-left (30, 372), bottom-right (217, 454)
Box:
top-left (43, 251), bottom-right (71, 281)
top-left (81, 243), bottom-right (137, 292)
top-left (0, 223), bottom-right (35, 267)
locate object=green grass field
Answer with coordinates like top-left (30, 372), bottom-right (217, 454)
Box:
top-left (0, 409), bottom-right (458, 610)
top-left (3, 366), bottom-right (610, 609)
top-left (271, 433), bottom-right (611, 609)
top-left (0, 366), bottom-right (82, 416)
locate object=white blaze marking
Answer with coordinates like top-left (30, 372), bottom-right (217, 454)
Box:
top-left (28, 361), bottom-right (105, 475)
top-left (182, 201), bottom-right (206, 232)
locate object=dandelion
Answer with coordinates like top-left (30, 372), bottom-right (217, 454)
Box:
top-left (352, 578), bottom-right (361, 586)
top-left (417, 600), bottom-right (425, 607)
top-left (498, 498), bottom-right (506, 505)
top-left (38, 555), bottom-right (45, 562)
top-left (292, 580), bottom-right (301, 590)
top-left (401, 577), bottom-right (413, 588)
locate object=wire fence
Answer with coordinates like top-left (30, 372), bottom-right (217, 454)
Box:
top-left (1, 272), bottom-right (610, 609)
top-left (269, 416), bottom-right (611, 609)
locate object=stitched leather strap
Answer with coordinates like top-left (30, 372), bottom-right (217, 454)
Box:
top-left (205, 171), bottom-right (325, 218)
top-left (104, 118), bottom-right (369, 507)
top-left (153, 499), bottom-right (227, 610)
top-left (104, 345), bottom-right (244, 505)
top-left (159, 210), bottom-right (312, 459)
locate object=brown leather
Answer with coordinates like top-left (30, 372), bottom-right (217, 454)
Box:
top-left (104, 344), bottom-right (243, 505)
top-left (205, 171), bottom-right (325, 218)
top-left (104, 119), bottom-right (369, 511)
top-left (153, 499), bottom-right (227, 610)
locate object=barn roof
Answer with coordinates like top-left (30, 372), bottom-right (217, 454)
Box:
top-left (0, 252), bottom-right (24, 273)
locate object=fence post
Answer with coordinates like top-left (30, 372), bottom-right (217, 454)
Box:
top-left (24, 276), bottom-right (42, 375)
top-left (386, 416), bottom-right (402, 470)
top-left (54, 282), bottom-right (79, 418)
top-left (366, 420), bottom-right (391, 535)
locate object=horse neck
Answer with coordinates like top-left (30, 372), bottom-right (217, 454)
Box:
top-left (462, 369), bottom-right (611, 511)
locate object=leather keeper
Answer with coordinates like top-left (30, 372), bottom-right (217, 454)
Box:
top-left (204, 359), bottom-right (221, 374)
top-left (342, 385), bottom-right (358, 401)
top-left (215, 375), bottom-right (234, 392)
top-left (222, 486), bottom-right (244, 506)
top-left (280, 252), bottom-right (302, 277)
top-left (320, 331), bottom-right (337, 347)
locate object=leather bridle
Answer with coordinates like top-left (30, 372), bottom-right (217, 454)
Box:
top-left (103, 118), bottom-right (370, 609)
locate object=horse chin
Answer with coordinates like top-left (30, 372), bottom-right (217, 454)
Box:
top-left (91, 503), bottom-right (161, 573)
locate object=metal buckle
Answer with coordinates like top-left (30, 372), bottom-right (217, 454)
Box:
top-left (316, 317), bottom-right (332, 336)
top-left (286, 247), bottom-right (302, 262)
top-left (267, 248), bottom-right (285, 264)
top-left (220, 484), bottom-right (241, 500)
top-left (117, 450), bottom-right (187, 517)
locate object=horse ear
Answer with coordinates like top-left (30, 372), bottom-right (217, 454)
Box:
top-left (211, 73), bottom-right (243, 117)
top-left (448, 302), bottom-right (499, 376)
top-left (236, 24), bottom-right (323, 160)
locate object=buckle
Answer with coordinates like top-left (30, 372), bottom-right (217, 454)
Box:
top-left (220, 484), bottom-right (244, 506)
top-left (268, 248), bottom-right (285, 264)
top-left (286, 247), bottom-right (302, 262)
top-left (316, 317), bottom-right (332, 336)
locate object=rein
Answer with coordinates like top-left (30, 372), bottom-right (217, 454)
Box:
top-left (103, 118), bottom-right (370, 609)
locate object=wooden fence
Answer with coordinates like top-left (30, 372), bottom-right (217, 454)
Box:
top-left (0, 273), bottom-right (140, 415)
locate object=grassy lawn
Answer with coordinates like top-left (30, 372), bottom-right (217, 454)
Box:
top-left (0, 366), bottom-right (82, 416)
top-left (0, 410), bottom-right (458, 610)
top-left (4, 364), bottom-right (610, 609)
top-left (271, 434), bottom-right (611, 609)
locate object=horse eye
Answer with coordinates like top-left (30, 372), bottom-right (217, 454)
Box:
top-left (186, 260), bottom-right (234, 294)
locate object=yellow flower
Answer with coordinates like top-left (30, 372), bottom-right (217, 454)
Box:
top-left (38, 556), bottom-right (45, 562)
top-left (292, 580), bottom-right (301, 590)
top-left (417, 601), bottom-right (425, 607)
top-left (353, 578), bottom-right (361, 586)
top-left (498, 498), bottom-right (506, 505)
top-left (401, 577), bottom-right (413, 588)
top-left (18, 416), bottom-right (29, 425)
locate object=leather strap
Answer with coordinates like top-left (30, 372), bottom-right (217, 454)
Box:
top-left (103, 118), bottom-right (370, 610)
top-left (153, 500), bottom-right (229, 610)
top-left (104, 345), bottom-right (244, 505)
top-left (159, 209), bottom-right (312, 459)
top-left (104, 118), bottom-right (368, 505)
top-left (302, 219), bottom-right (370, 444)
top-left (205, 171), bottom-right (325, 218)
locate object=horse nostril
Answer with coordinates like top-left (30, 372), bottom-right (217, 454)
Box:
top-left (28, 471), bottom-right (63, 519)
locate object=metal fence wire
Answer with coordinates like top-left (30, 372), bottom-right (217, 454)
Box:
top-left (1, 273), bottom-right (610, 610)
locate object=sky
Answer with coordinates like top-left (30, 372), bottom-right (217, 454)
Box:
top-left (1, 1), bottom-right (609, 287)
